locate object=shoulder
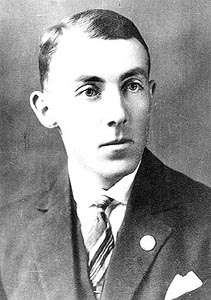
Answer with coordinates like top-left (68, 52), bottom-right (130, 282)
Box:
top-left (0, 192), bottom-right (48, 261)
top-left (141, 148), bottom-right (211, 218)
top-left (0, 188), bottom-right (50, 230)
top-left (0, 198), bottom-right (38, 244)
top-left (162, 159), bottom-right (210, 212)
top-left (162, 164), bottom-right (210, 235)
top-left (0, 170), bottom-right (70, 255)
top-left (141, 150), bottom-right (210, 260)
top-left (146, 148), bottom-right (210, 194)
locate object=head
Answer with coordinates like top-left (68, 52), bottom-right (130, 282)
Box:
top-left (30, 9), bottom-right (156, 188)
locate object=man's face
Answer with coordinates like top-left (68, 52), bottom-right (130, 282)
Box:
top-left (39, 30), bottom-right (155, 186)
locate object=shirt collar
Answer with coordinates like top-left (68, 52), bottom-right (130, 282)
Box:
top-left (105, 163), bottom-right (140, 205)
top-left (68, 160), bottom-right (140, 209)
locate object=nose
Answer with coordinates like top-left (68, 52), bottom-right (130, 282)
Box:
top-left (104, 87), bottom-right (128, 127)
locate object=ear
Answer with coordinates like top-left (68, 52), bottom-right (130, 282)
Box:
top-left (149, 80), bottom-right (156, 97)
top-left (30, 91), bottom-right (58, 128)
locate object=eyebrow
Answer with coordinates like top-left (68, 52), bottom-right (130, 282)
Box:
top-left (75, 67), bottom-right (148, 84)
top-left (75, 75), bottom-right (104, 83)
top-left (120, 67), bottom-right (148, 82)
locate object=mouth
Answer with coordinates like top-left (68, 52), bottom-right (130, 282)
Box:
top-left (100, 138), bottom-right (134, 148)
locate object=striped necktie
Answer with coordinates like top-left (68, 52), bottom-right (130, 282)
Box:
top-left (84, 196), bottom-right (114, 296)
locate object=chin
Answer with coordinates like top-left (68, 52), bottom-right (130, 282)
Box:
top-left (98, 158), bottom-right (140, 184)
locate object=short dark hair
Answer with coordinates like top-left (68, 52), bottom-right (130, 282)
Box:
top-left (39, 9), bottom-right (151, 90)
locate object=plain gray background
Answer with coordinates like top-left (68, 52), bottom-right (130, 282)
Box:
top-left (0, 0), bottom-right (210, 207)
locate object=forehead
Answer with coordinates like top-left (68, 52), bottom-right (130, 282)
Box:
top-left (47, 29), bottom-right (149, 84)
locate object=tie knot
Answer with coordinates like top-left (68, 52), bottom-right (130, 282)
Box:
top-left (95, 195), bottom-right (113, 211)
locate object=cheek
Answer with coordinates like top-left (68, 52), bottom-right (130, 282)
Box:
top-left (54, 102), bottom-right (87, 128)
top-left (58, 110), bottom-right (98, 145)
top-left (129, 97), bottom-right (151, 120)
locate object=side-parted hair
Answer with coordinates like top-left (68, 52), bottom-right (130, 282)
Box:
top-left (39, 9), bottom-right (151, 90)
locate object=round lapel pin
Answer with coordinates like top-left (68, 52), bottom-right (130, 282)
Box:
top-left (140, 235), bottom-right (156, 251)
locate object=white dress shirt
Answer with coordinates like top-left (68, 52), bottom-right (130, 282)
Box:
top-left (68, 162), bottom-right (140, 241)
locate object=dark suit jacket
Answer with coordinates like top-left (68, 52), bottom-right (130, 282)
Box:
top-left (0, 148), bottom-right (210, 300)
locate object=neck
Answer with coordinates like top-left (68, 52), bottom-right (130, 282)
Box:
top-left (67, 159), bottom-right (127, 191)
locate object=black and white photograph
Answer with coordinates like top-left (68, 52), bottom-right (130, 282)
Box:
top-left (0, 1), bottom-right (210, 299)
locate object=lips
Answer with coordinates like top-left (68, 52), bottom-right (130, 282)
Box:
top-left (100, 138), bottom-right (133, 147)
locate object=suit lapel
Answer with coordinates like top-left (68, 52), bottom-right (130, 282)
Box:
top-left (31, 169), bottom-right (95, 300)
top-left (102, 149), bottom-right (173, 300)
top-left (28, 149), bottom-right (177, 300)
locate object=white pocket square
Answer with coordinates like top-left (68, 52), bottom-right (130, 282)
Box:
top-left (165, 271), bottom-right (203, 300)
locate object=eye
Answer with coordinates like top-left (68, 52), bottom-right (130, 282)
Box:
top-left (123, 80), bottom-right (144, 94)
top-left (84, 87), bottom-right (99, 97)
top-left (76, 85), bottom-right (101, 99)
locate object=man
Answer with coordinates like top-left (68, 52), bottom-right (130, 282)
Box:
top-left (0, 9), bottom-right (210, 300)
